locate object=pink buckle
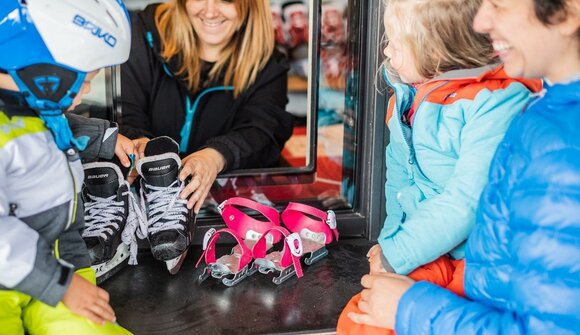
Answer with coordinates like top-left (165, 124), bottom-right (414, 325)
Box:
top-left (253, 226), bottom-right (304, 284)
top-left (286, 233), bottom-right (303, 257)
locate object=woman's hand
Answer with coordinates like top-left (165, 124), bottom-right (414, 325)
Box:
top-left (114, 134), bottom-right (136, 168)
top-left (348, 273), bottom-right (415, 329)
top-left (179, 148), bottom-right (226, 214)
top-left (132, 137), bottom-right (150, 159)
top-left (62, 273), bottom-right (116, 325)
top-left (126, 137), bottom-right (150, 184)
top-left (367, 244), bottom-right (387, 274)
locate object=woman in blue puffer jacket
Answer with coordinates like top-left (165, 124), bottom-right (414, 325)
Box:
top-left (347, 0), bottom-right (580, 333)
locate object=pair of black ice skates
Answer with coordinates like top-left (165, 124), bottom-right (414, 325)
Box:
top-left (81, 137), bottom-right (196, 284)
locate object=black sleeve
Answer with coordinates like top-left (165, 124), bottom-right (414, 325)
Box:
top-left (204, 64), bottom-right (294, 171)
top-left (66, 113), bottom-right (117, 162)
top-left (119, 14), bottom-right (155, 140)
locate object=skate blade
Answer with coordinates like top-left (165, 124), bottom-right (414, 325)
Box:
top-left (254, 256), bottom-right (298, 285)
top-left (166, 249), bottom-right (189, 275)
top-left (304, 247), bottom-right (329, 265)
top-left (94, 244), bottom-right (130, 285)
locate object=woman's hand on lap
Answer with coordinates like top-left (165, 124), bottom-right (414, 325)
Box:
top-left (348, 273), bottom-right (415, 329)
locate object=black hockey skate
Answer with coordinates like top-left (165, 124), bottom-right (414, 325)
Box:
top-left (82, 161), bottom-right (137, 284)
top-left (137, 136), bottom-right (196, 274)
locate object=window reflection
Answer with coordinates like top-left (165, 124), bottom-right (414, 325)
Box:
top-left (116, 0), bottom-right (362, 216)
top-left (72, 69), bottom-right (109, 120)
top-left (202, 0), bottom-right (358, 215)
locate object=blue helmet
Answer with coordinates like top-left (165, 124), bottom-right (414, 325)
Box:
top-left (0, 0), bottom-right (131, 110)
top-left (0, 0), bottom-right (131, 151)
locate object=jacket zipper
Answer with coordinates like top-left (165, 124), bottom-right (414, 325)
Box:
top-left (8, 203), bottom-right (17, 216)
top-left (54, 157), bottom-right (78, 259)
top-left (179, 86), bottom-right (234, 153)
top-left (145, 30), bottom-right (237, 154)
top-left (64, 159), bottom-right (78, 231)
top-left (396, 81), bottom-right (448, 179)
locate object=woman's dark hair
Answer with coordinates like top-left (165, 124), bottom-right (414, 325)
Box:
top-left (534, 0), bottom-right (579, 46)
top-left (533, 0), bottom-right (568, 25)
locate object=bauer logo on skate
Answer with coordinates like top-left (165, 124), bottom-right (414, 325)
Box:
top-left (148, 165), bottom-right (171, 172)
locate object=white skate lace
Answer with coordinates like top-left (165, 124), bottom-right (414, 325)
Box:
top-left (140, 179), bottom-right (189, 236)
top-left (83, 193), bottom-right (125, 241)
top-left (120, 183), bottom-right (148, 265)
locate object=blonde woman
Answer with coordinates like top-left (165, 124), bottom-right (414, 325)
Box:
top-left (120, 0), bottom-right (293, 213)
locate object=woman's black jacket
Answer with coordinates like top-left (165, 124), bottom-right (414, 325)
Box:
top-left (120, 4), bottom-right (294, 171)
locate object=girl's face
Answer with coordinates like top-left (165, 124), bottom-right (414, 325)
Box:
top-left (474, 0), bottom-right (580, 82)
top-left (383, 11), bottom-right (426, 84)
top-left (68, 70), bottom-right (99, 111)
top-left (186, 0), bottom-right (240, 61)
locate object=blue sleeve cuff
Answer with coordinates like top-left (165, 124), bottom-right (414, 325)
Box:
top-left (395, 281), bottom-right (462, 335)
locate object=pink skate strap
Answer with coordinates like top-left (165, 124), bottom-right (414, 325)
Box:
top-left (195, 228), bottom-right (252, 272)
top-left (281, 202), bottom-right (339, 243)
top-left (218, 197), bottom-right (282, 243)
top-left (253, 226), bottom-right (304, 278)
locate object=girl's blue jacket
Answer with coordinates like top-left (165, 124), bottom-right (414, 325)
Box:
top-left (379, 65), bottom-right (541, 274)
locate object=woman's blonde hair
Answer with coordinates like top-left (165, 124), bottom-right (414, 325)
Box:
top-left (155, 0), bottom-right (275, 97)
top-left (384, 0), bottom-right (494, 78)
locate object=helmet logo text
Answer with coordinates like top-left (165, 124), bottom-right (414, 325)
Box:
top-left (72, 15), bottom-right (117, 48)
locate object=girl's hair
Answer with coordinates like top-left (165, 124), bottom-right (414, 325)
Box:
top-left (383, 0), bottom-right (494, 78)
top-left (155, 0), bottom-right (275, 97)
top-left (533, 0), bottom-right (580, 46)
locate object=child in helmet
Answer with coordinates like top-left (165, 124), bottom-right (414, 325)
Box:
top-left (0, 0), bottom-right (134, 333)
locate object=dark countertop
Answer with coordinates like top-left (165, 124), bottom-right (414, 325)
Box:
top-left (102, 240), bottom-right (372, 335)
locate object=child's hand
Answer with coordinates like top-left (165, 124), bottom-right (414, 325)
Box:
top-left (62, 273), bottom-right (116, 325)
top-left (369, 252), bottom-right (387, 274)
top-left (367, 244), bottom-right (381, 258)
top-left (115, 134), bottom-right (136, 168)
top-left (367, 245), bottom-right (387, 274)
